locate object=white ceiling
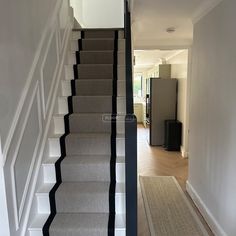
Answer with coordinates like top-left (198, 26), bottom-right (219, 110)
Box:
top-left (134, 49), bottom-right (184, 73)
top-left (132, 0), bottom-right (218, 49)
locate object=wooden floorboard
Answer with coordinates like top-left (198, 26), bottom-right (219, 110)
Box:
top-left (137, 124), bottom-right (214, 236)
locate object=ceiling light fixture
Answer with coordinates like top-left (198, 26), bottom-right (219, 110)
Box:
top-left (166, 27), bottom-right (176, 33)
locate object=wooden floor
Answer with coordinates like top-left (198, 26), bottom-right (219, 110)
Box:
top-left (137, 124), bottom-right (214, 236)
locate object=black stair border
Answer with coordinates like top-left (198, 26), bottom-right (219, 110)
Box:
top-left (43, 29), bottom-right (118, 235)
top-left (42, 93), bottom-right (74, 235)
top-left (108, 30), bottom-right (118, 236)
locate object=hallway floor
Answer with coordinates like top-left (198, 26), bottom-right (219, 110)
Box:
top-left (137, 124), bottom-right (214, 236)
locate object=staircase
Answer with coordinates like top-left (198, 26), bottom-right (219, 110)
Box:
top-left (38, 29), bottom-right (126, 236)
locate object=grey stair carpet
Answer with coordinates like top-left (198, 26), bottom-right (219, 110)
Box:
top-left (75, 80), bottom-right (113, 96)
top-left (78, 51), bottom-right (114, 64)
top-left (44, 29), bottom-right (119, 236)
top-left (81, 39), bottom-right (115, 51)
top-left (72, 96), bottom-right (112, 113)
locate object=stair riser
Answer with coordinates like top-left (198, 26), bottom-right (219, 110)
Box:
top-left (70, 40), bottom-right (78, 51)
top-left (77, 65), bottom-right (113, 78)
top-left (69, 115), bottom-right (111, 133)
top-left (57, 96), bottom-right (124, 115)
top-left (69, 39), bottom-right (125, 52)
top-left (61, 161), bottom-right (125, 183)
top-left (75, 80), bottom-right (113, 96)
top-left (81, 40), bottom-right (114, 51)
top-left (53, 116), bottom-right (65, 135)
top-left (54, 193), bottom-right (125, 214)
top-left (65, 65), bottom-right (125, 81)
top-left (48, 137), bottom-right (61, 157)
top-left (65, 136), bottom-right (111, 155)
top-left (61, 80), bottom-right (72, 96)
top-left (29, 227), bottom-right (125, 236)
top-left (29, 231), bottom-right (43, 236)
top-left (83, 30), bottom-right (116, 39)
top-left (58, 97), bottom-right (68, 115)
top-left (48, 135), bottom-right (125, 157)
top-left (73, 96), bottom-right (112, 113)
top-left (72, 30), bottom-right (124, 39)
top-left (65, 65), bottom-right (74, 80)
top-left (56, 193), bottom-right (109, 213)
top-left (61, 162), bottom-right (110, 182)
top-left (80, 52), bottom-right (114, 64)
top-left (67, 52), bottom-right (124, 65)
top-left (36, 195), bottom-right (50, 214)
top-left (43, 164), bottom-right (56, 184)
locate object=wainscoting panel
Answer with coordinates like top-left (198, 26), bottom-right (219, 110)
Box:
top-left (2, 0), bottom-right (73, 235)
top-left (12, 84), bottom-right (42, 226)
top-left (59, 0), bottom-right (70, 52)
top-left (41, 30), bottom-right (59, 115)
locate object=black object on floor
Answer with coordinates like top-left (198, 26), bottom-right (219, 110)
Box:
top-left (164, 120), bottom-right (182, 151)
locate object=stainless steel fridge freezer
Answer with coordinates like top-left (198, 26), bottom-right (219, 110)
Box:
top-left (147, 78), bottom-right (178, 146)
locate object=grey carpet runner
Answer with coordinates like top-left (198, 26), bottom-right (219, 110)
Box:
top-left (44, 29), bottom-right (119, 236)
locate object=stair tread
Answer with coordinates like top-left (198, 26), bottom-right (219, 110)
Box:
top-left (73, 95), bottom-right (112, 97)
top-left (70, 113), bottom-right (111, 116)
top-left (67, 133), bottom-right (111, 138)
top-left (63, 155), bottom-right (124, 162)
top-left (50, 213), bottom-right (109, 232)
top-left (57, 182), bottom-right (124, 193)
top-left (29, 213), bottom-right (125, 231)
top-left (62, 155), bottom-right (110, 164)
top-left (57, 182), bottom-right (110, 194)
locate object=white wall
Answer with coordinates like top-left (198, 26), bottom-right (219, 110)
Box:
top-left (0, 0), bottom-right (56, 156)
top-left (188, 0), bottom-right (236, 235)
top-left (167, 50), bottom-right (189, 157)
top-left (0, 1), bottom-right (72, 235)
top-left (71, 0), bottom-right (124, 28)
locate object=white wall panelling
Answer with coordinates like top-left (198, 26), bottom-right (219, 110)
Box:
top-left (2, 1), bottom-right (73, 235)
top-left (40, 29), bottom-right (59, 118)
top-left (10, 83), bottom-right (42, 229)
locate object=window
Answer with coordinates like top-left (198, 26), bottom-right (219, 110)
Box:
top-left (133, 74), bottom-right (142, 97)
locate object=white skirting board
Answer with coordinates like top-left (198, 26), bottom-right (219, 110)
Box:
top-left (186, 181), bottom-right (227, 236)
top-left (181, 146), bottom-right (189, 158)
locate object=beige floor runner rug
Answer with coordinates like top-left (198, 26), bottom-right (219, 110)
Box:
top-left (140, 176), bottom-right (208, 236)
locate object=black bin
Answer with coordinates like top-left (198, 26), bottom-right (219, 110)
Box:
top-left (164, 120), bottom-right (182, 151)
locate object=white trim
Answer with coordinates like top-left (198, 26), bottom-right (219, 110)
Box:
top-left (40, 27), bottom-right (59, 119)
top-left (186, 181), bottom-right (228, 236)
top-left (192, 0), bottom-right (223, 24)
top-left (10, 83), bottom-right (42, 230)
top-left (2, 0), bottom-right (63, 166)
top-left (22, 20), bottom-right (73, 236)
top-left (180, 146), bottom-right (188, 158)
top-left (45, 31), bottom-right (60, 115)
